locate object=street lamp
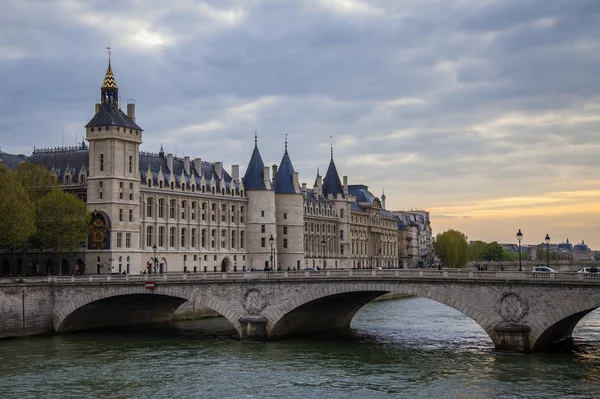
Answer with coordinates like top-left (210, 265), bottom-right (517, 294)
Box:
top-left (153, 243), bottom-right (158, 274)
top-left (321, 238), bottom-right (326, 269)
top-left (544, 234), bottom-right (551, 269)
top-left (269, 235), bottom-right (274, 271)
top-left (516, 229), bottom-right (523, 272)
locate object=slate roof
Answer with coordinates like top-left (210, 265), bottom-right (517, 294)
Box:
top-left (273, 149), bottom-right (297, 194)
top-left (242, 144), bottom-right (267, 190)
top-left (139, 152), bottom-right (233, 191)
top-left (322, 156), bottom-right (343, 196)
top-left (29, 147), bottom-right (89, 184)
top-left (348, 184), bottom-right (375, 205)
top-left (0, 151), bottom-right (27, 170)
top-left (85, 103), bottom-right (142, 130)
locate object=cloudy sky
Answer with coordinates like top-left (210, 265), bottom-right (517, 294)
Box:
top-left (1, 0), bottom-right (600, 248)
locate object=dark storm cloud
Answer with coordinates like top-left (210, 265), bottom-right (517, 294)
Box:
top-left (1, 0), bottom-right (599, 213)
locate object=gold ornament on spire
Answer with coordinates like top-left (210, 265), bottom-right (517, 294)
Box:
top-left (101, 45), bottom-right (118, 89)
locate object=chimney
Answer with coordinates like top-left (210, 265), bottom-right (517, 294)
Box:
top-left (184, 156), bottom-right (190, 175)
top-left (127, 101), bottom-right (136, 122)
top-left (317, 175), bottom-right (323, 196)
top-left (95, 103), bottom-right (101, 114)
top-left (263, 166), bottom-right (271, 189)
top-left (343, 176), bottom-right (348, 196)
top-left (302, 182), bottom-right (307, 193)
top-left (194, 158), bottom-right (202, 176)
top-left (272, 164), bottom-right (278, 180)
top-left (232, 165), bottom-right (240, 182)
top-left (215, 161), bottom-right (222, 179)
top-left (293, 172), bottom-right (299, 193)
top-left (167, 153), bottom-right (173, 173)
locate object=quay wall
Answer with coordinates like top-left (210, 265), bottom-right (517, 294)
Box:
top-left (0, 282), bottom-right (54, 339)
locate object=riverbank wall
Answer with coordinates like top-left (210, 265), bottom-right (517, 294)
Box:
top-left (0, 282), bottom-right (54, 339)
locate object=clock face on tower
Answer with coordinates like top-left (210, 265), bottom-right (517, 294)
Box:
top-left (90, 211), bottom-right (111, 249)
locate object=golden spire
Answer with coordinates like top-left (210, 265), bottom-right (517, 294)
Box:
top-left (101, 45), bottom-right (118, 89)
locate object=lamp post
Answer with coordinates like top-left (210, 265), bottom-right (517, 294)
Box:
top-left (544, 234), bottom-right (551, 269)
top-left (516, 229), bottom-right (523, 272)
top-left (269, 235), bottom-right (274, 271)
top-left (152, 243), bottom-right (157, 274)
top-left (321, 238), bottom-right (326, 269)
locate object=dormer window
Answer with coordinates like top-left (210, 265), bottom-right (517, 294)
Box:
top-left (64, 175), bottom-right (71, 185)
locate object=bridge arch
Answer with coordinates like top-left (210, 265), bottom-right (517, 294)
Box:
top-left (531, 297), bottom-right (600, 350)
top-left (268, 282), bottom-right (495, 345)
top-left (53, 285), bottom-right (244, 334)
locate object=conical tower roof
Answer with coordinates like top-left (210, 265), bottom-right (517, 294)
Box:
top-left (101, 63), bottom-right (118, 89)
top-left (242, 136), bottom-right (267, 190)
top-left (273, 143), bottom-right (297, 194)
top-left (322, 154), bottom-right (343, 196)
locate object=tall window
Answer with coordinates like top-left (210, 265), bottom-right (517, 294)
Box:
top-left (117, 233), bottom-right (122, 248)
top-left (169, 199), bottom-right (176, 219)
top-left (170, 227), bottom-right (176, 247)
top-left (159, 227), bottom-right (165, 247)
top-left (240, 231), bottom-right (245, 249)
top-left (231, 231), bottom-right (236, 248)
top-left (119, 209), bottom-right (123, 221)
top-left (129, 183), bottom-right (134, 200)
top-left (211, 229), bottom-right (215, 248)
top-left (159, 198), bottom-right (165, 218)
top-left (125, 233), bottom-right (131, 248)
top-left (146, 198), bottom-right (153, 218)
top-left (99, 154), bottom-right (104, 171)
top-left (181, 228), bottom-right (186, 248)
top-left (221, 229), bottom-right (226, 248)
top-left (129, 209), bottom-right (133, 222)
top-left (181, 201), bottom-right (187, 220)
top-left (261, 224), bottom-right (265, 233)
top-left (283, 226), bottom-right (287, 235)
top-left (129, 155), bottom-right (133, 173)
top-left (202, 229), bottom-right (206, 248)
top-left (191, 228), bottom-right (197, 248)
top-left (261, 237), bottom-right (265, 247)
top-left (146, 226), bottom-right (153, 247)
top-left (283, 238), bottom-right (288, 249)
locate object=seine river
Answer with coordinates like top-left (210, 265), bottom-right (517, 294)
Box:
top-left (1, 297), bottom-right (599, 399)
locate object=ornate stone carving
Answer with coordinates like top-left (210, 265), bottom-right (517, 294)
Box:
top-left (243, 288), bottom-right (267, 315)
top-left (498, 291), bottom-right (529, 323)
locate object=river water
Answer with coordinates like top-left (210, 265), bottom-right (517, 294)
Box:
top-left (1, 297), bottom-right (599, 399)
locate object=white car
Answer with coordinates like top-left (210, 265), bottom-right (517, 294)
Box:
top-left (532, 266), bottom-right (555, 273)
top-left (577, 267), bottom-right (599, 273)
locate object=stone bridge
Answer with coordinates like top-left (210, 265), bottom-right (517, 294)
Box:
top-left (2, 269), bottom-right (599, 353)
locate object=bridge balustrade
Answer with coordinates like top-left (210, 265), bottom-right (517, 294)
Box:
top-left (2, 269), bottom-right (600, 284)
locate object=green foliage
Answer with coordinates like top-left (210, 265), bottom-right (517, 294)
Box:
top-left (14, 162), bottom-right (57, 205)
top-left (433, 229), bottom-right (469, 268)
top-left (482, 241), bottom-right (504, 261)
top-left (469, 240), bottom-right (487, 261)
top-left (36, 188), bottom-right (90, 251)
top-left (0, 165), bottom-right (36, 249)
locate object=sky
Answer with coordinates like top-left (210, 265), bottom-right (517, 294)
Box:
top-left (1, 0), bottom-right (599, 248)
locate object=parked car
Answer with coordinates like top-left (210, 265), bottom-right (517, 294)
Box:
top-left (532, 266), bottom-right (555, 273)
top-left (577, 267), bottom-right (599, 273)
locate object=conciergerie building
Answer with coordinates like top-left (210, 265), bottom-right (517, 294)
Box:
top-left (0, 58), bottom-right (433, 275)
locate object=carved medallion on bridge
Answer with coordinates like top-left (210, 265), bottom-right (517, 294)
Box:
top-left (243, 289), bottom-right (267, 315)
top-left (498, 292), bottom-right (529, 323)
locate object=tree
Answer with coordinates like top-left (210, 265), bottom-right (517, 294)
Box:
top-left (0, 165), bottom-right (36, 249)
top-left (15, 162), bottom-right (57, 205)
top-left (37, 188), bottom-right (90, 251)
top-left (433, 229), bottom-right (469, 268)
top-left (482, 241), bottom-right (504, 261)
top-left (469, 240), bottom-right (487, 261)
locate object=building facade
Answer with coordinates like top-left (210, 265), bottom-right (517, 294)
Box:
top-left (0, 59), bottom-right (433, 275)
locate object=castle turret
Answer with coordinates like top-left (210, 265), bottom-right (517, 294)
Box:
top-left (273, 137), bottom-right (304, 270)
top-left (242, 133), bottom-right (277, 270)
